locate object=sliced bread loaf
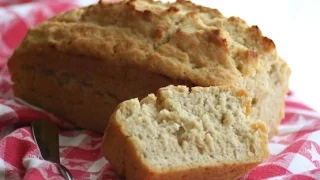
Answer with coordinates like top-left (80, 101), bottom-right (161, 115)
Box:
top-left (102, 85), bottom-right (269, 180)
top-left (8, 0), bottom-right (290, 135)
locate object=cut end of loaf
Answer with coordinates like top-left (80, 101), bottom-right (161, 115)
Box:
top-left (102, 85), bottom-right (269, 180)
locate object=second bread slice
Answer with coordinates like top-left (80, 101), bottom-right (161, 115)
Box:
top-left (102, 85), bottom-right (269, 180)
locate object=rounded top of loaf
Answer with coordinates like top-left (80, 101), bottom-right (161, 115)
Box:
top-left (13, 0), bottom-right (280, 86)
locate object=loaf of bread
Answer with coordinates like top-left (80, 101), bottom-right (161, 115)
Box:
top-left (8, 0), bottom-right (290, 135)
top-left (102, 85), bottom-right (269, 180)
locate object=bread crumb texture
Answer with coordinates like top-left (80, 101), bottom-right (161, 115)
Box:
top-left (102, 85), bottom-right (269, 180)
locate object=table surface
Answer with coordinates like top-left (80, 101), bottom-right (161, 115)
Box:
top-left (0, 1), bottom-right (319, 179)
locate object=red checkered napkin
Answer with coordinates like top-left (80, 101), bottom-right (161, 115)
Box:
top-left (0, 0), bottom-right (319, 179)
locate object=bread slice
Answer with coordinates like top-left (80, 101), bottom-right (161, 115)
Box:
top-left (102, 85), bottom-right (269, 180)
top-left (8, 0), bottom-right (290, 135)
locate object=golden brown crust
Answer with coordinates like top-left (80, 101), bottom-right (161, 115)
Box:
top-left (8, 0), bottom-right (290, 135)
top-left (102, 111), bottom-right (127, 176)
top-left (9, 48), bottom-right (192, 132)
top-left (11, 0), bottom-right (272, 86)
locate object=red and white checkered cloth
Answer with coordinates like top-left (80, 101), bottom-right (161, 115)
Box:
top-left (0, 0), bottom-right (319, 179)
